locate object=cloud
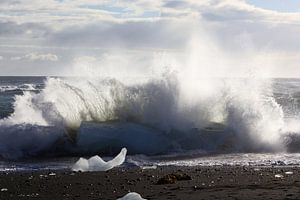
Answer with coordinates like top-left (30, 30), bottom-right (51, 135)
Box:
top-left (11, 53), bottom-right (58, 61)
top-left (0, 56), bottom-right (3, 60)
top-left (1, 0), bottom-right (300, 76)
top-left (0, 21), bottom-right (50, 38)
top-left (48, 19), bottom-right (194, 50)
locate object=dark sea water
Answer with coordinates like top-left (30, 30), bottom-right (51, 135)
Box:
top-left (1, 76), bottom-right (300, 171)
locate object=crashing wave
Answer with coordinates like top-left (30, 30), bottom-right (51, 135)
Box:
top-left (0, 72), bottom-right (299, 159)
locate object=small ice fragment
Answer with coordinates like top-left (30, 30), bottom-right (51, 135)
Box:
top-left (49, 172), bottom-right (56, 176)
top-left (285, 171), bottom-right (293, 175)
top-left (117, 192), bottom-right (146, 200)
top-left (141, 166), bottom-right (157, 170)
top-left (254, 168), bottom-right (260, 171)
top-left (275, 174), bottom-right (283, 178)
top-left (72, 148), bottom-right (127, 172)
top-left (1, 188), bottom-right (8, 192)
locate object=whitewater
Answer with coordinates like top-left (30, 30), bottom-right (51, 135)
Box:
top-left (1, 74), bottom-right (300, 171)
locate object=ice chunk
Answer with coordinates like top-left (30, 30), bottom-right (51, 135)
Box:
top-left (285, 171), bottom-right (293, 175)
top-left (275, 174), bottom-right (283, 178)
top-left (117, 192), bottom-right (146, 200)
top-left (72, 148), bottom-right (127, 172)
top-left (141, 166), bottom-right (157, 170)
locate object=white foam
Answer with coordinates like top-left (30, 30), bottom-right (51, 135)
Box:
top-left (21, 84), bottom-right (37, 91)
top-left (0, 84), bottom-right (39, 92)
top-left (0, 85), bottom-right (18, 92)
top-left (1, 92), bottom-right (48, 126)
top-left (117, 192), bottom-right (146, 200)
top-left (72, 148), bottom-right (127, 172)
top-left (128, 153), bottom-right (300, 167)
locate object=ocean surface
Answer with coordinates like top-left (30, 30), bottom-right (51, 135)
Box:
top-left (1, 76), bottom-right (300, 171)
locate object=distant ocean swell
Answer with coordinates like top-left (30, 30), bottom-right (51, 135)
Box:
top-left (0, 84), bottom-right (41, 93)
top-left (0, 74), bottom-right (300, 159)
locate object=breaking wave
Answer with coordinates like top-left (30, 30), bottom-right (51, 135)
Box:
top-left (0, 71), bottom-right (299, 159)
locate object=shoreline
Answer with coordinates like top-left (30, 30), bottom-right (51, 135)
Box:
top-left (0, 166), bottom-right (299, 199)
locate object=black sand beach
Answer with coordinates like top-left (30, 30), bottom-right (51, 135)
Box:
top-left (0, 166), bottom-right (299, 200)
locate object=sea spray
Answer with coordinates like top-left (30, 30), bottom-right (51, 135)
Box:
top-left (224, 78), bottom-right (285, 152)
top-left (0, 92), bottom-right (49, 126)
top-left (0, 74), bottom-right (287, 158)
top-left (0, 32), bottom-right (294, 159)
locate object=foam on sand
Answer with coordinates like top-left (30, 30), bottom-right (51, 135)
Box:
top-left (117, 192), bottom-right (146, 200)
top-left (72, 148), bottom-right (127, 172)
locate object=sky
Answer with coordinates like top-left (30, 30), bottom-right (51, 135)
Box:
top-left (247, 0), bottom-right (300, 12)
top-left (0, 0), bottom-right (300, 77)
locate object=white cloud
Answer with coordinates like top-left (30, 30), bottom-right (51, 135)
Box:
top-left (11, 53), bottom-right (58, 61)
top-left (0, 56), bottom-right (3, 60)
top-left (1, 0), bottom-right (300, 76)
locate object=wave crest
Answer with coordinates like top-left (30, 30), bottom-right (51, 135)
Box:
top-left (4, 70), bottom-right (300, 159)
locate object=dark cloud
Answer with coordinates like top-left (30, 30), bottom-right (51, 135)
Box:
top-left (0, 0), bottom-right (20, 5)
top-left (48, 19), bottom-right (192, 49)
top-left (163, 1), bottom-right (189, 9)
top-left (0, 21), bottom-right (51, 37)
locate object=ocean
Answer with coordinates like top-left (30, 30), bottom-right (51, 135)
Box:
top-left (1, 76), bottom-right (300, 171)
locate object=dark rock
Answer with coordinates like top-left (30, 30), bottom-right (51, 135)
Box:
top-left (156, 173), bottom-right (192, 185)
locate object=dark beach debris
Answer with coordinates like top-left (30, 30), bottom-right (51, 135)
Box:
top-left (156, 173), bottom-right (192, 185)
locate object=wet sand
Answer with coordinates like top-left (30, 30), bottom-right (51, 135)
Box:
top-left (0, 166), bottom-right (299, 200)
